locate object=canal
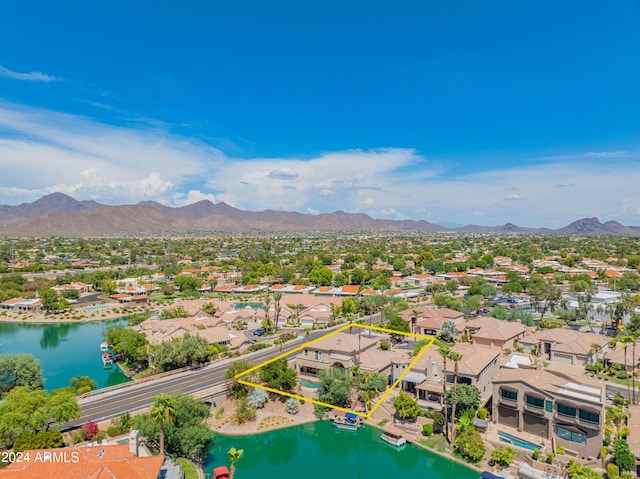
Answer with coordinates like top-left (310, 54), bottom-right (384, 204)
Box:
top-left (204, 421), bottom-right (478, 479)
top-left (0, 318), bottom-right (131, 391)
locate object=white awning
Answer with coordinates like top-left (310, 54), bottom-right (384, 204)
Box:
top-left (402, 372), bottom-right (426, 384)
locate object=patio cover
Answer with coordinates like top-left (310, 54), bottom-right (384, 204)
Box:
top-left (401, 372), bottom-right (426, 384)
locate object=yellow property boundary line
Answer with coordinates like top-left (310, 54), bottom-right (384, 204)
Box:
top-left (235, 322), bottom-right (435, 418)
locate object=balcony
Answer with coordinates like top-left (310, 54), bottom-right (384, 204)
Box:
top-left (524, 402), bottom-right (545, 415)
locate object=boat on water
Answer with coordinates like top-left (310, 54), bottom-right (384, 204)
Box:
top-left (332, 412), bottom-right (364, 430)
top-left (100, 342), bottom-right (109, 352)
top-left (101, 351), bottom-right (113, 367)
top-left (380, 424), bottom-right (407, 447)
top-left (213, 466), bottom-right (230, 479)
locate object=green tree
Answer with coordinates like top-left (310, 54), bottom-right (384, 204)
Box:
top-left (0, 386), bottom-right (80, 448)
top-left (225, 360), bottom-right (254, 397)
top-left (393, 391), bottom-right (420, 420)
top-left (273, 291), bottom-right (283, 332)
top-left (0, 353), bottom-right (45, 394)
top-left (101, 279), bottom-right (117, 295)
top-left (104, 326), bottom-right (149, 365)
top-left (438, 320), bottom-right (458, 342)
top-left (491, 446), bottom-right (517, 467)
top-left (529, 280), bottom-right (562, 320)
top-left (227, 447), bottom-right (244, 479)
top-left (135, 393), bottom-right (212, 459)
top-left (149, 393), bottom-right (176, 455)
top-left (318, 367), bottom-right (353, 408)
top-left (614, 439), bottom-right (635, 472)
top-left (69, 375), bottom-right (97, 395)
top-left (438, 345), bottom-right (450, 440)
top-left (260, 358), bottom-right (297, 392)
top-left (153, 333), bottom-right (209, 372)
top-left (38, 286), bottom-right (63, 313)
top-left (386, 315), bottom-right (410, 341)
top-left (309, 267), bottom-right (333, 286)
top-left (445, 384), bottom-right (480, 417)
top-left (173, 274), bottom-right (202, 295)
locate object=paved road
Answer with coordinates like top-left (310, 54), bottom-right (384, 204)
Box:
top-left (59, 329), bottom-right (328, 431)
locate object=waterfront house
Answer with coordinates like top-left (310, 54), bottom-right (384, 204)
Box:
top-left (391, 343), bottom-right (500, 408)
top-left (292, 332), bottom-right (394, 377)
top-left (0, 297), bottom-right (43, 312)
top-left (492, 365), bottom-right (605, 459)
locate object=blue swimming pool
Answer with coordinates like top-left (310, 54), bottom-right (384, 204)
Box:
top-left (299, 378), bottom-right (322, 389)
top-left (498, 431), bottom-right (542, 451)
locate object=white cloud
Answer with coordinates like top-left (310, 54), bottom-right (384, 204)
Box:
top-left (267, 167), bottom-right (299, 180)
top-left (173, 190), bottom-right (217, 206)
top-left (0, 66), bottom-right (60, 82)
top-left (1, 102), bottom-right (640, 227)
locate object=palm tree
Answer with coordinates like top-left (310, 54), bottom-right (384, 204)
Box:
top-left (449, 351), bottom-right (462, 442)
top-left (273, 291), bottom-right (283, 333)
top-left (149, 393), bottom-right (176, 456)
top-left (618, 334), bottom-right (633, 404)
top-left (262, 292), bottom-right (272, 335)
top-left (365, 295), bottom-right (376, 338)
top-left (631, 332), bottom-right (639, 404)
top-left (411, 309), bottom-right (423, 336)
top-left (227, 447), bottom-right (244, 479)
top-left (438, 345), bottom-right (450, 441)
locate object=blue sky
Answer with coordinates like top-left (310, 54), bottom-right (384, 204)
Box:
top-left (1, 1), bottom-right (639, 227)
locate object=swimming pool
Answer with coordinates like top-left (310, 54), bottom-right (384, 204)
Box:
top-left (299, 379), bottom-right (322, 389)
top-left (234, 302), bottom-right (264, 310)
top-left (498, 431), bottom-right (542, 451)
top-left (82, 304), bottom-right (116, 312)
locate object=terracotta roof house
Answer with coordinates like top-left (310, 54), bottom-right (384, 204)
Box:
top-left (519, 329), bottom-right (610, 366)
top-left (1, 297), bottom-right (43, 312)
top-left (0, 440), bottom-right (166, 479)
top-left (292, 332), bottom-right (393, 377)
top-left (135, 315), bottom-right (245, 348)
top-left (462, 317), bottom-right (527, 350)
top-left (492, 366), bottom-right (605, 459)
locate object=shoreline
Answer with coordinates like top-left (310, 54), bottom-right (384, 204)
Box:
top-left (0, 308), bottom-right (142, 324)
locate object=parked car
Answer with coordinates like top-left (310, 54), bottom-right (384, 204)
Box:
top-left (482, 308), bottom-right (489, 313)
top-left (509, 304), bottom-right (516, 308)
top-left (253, 328), bottom-right (266, 336)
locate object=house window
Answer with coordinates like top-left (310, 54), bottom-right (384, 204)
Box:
top-left (545, 400), bottom-right (553, 413)
top-left (578, 409), bottom-right (599, 423)
top-left (304, 349), bottom-right (308, 357)
top-left (315, 351), bottom-right (322, 361)
top-left (556, 426), bottom-right (586, 445)
top-left (500, 389), bottom-right (517, 400)
top-left (557, 403), bottom-right (576, 417)
top-left (526, 395), bottom-right (544, 408)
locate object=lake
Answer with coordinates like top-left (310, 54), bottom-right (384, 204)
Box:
top-left (0, 318), bottom-right (131, 391)
top-left (204, 421), bottom-right (479, 479)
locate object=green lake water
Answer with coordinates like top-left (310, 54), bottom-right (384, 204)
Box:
top-left (204, 421), bottom-right (479, 479)
top-left (0, 318), bottom-right (131, 391)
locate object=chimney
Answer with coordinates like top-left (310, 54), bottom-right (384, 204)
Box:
top-left (129, 429), bottom-right (139, 457)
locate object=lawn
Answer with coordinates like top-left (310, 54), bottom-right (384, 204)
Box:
top-left (176, 458), bottom-right (198, 479)
top-left (419, 434), bottom-right (450, 453)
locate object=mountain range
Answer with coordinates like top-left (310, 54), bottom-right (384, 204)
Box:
top-left (0, 193), bottom-right (638, 236)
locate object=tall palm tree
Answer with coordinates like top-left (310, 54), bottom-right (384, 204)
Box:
top-left (149, 393), bottom-right (176, 456)
top-left (438, 345), bottom-right (450, 441)
top-left (273, 291), bottom-right (283, 333)
top-left (619, 334), bottom-right (633, 404)
top-left (227, 447), bottom-right (244, 479)
top-left (632, 332), bottom-right (639, 404)
top-left (449, 351), bottom-right (462, 442)
top-left (262, 292), bottom-right (272, 335)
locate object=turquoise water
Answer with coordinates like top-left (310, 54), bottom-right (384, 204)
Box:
top-left (498, 431), bottom-right (542, 451)
top-left (299, 378), bottom-right (321, 389)
top-left (204, 421), bottom-right (479, 479)
top-left (234, 302), bottom-right (263, 310)
top-left (0, 319), bottom-right (131, 391)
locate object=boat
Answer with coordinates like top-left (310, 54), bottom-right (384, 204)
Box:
top-left (380, 424), bottom-right (407, 447)
top-left (102, 351), bottom-right (113, 366)
top-left (100, 342), bottom-right (109, 352)
top-left (332, 412), bottom-right (364, 430)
